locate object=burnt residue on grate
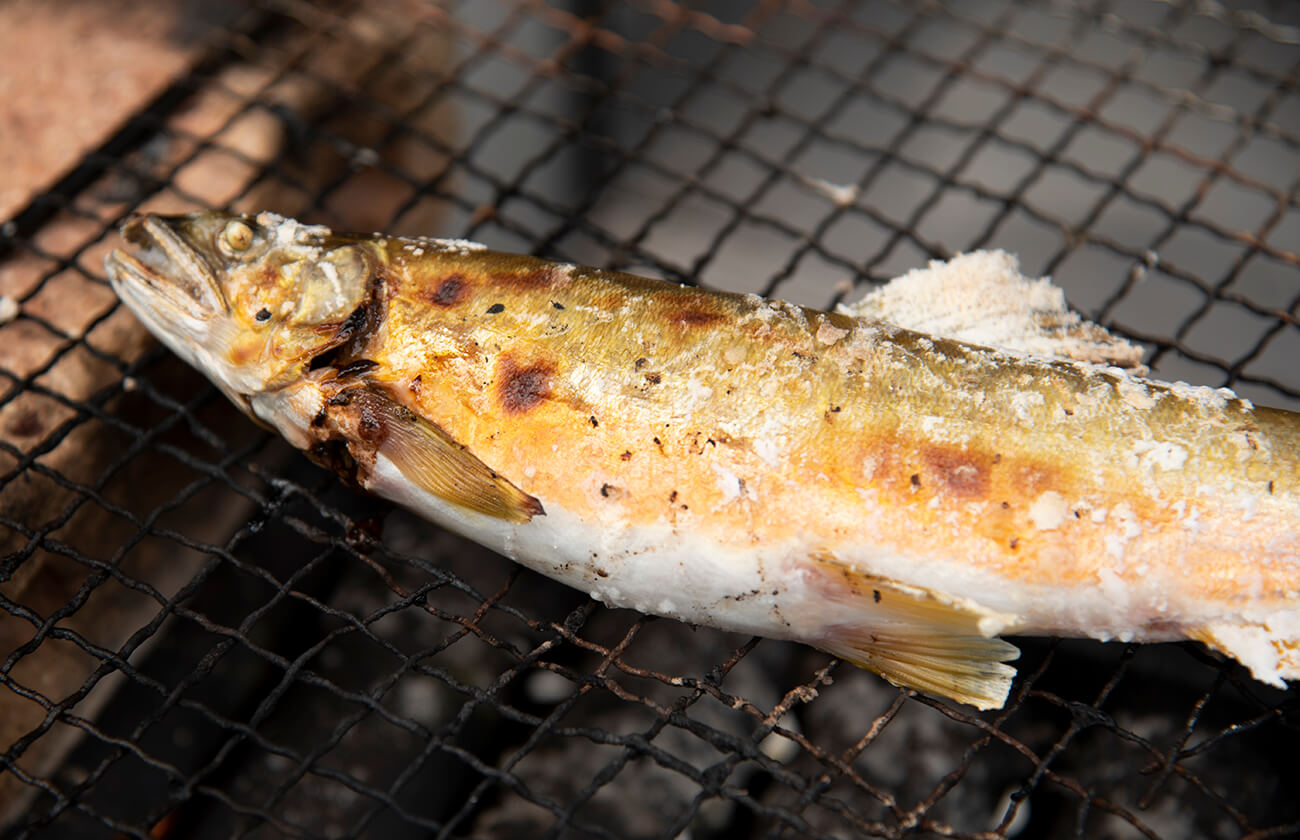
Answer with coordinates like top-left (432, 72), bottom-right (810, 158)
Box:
top-left (3, 1), bottom-right (1300, 838)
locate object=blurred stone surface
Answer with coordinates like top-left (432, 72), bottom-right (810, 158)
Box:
top-left (1, 1), bottom-right (454, 828)
top-left (0, 0), bottom-right (199, 219)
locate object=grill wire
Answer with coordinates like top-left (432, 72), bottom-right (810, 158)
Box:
top-left (3, 0), bottom-right (1300, 837)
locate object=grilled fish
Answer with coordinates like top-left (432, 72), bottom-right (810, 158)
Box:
top-left (105, 211), bottom-right (1300, 709)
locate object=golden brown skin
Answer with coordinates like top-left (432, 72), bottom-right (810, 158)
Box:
top-left (107, 211), bottom-right (1300, 706)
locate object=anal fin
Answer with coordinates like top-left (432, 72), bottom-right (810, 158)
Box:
top-left (812, 560), bottom-right (1020, 710)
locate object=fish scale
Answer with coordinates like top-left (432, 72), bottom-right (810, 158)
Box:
top-left (106, 210), bottom-right (1300, 710)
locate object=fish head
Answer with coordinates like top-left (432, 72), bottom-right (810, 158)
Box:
top-left (106, 210), bottom-right (373, 400)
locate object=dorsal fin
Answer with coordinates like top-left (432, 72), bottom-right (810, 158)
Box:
top-left (839, 250), bottom-right (1146, 371)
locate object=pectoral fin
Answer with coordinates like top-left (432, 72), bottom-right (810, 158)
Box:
top-left (356, 386), bottom-right (544, 523)
top-left (812, 559), bottom-right (1020, 710)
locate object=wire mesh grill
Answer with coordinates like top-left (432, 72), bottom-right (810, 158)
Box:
top-left (3, 0), bottom-right (1299, 837)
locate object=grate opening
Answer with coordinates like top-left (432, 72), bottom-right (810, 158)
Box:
top-left (2, 1), bottom-right (1299, 838)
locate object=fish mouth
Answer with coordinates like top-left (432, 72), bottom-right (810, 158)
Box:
top-left (106, 214), bottom-right (228, 321)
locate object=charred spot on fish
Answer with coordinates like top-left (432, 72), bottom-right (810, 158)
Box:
top-left (551, 301), bottom-right (565, 310)
top-left (992, 453), bottom-right (1002, 464)
top-left (357, 403), bottom-right (384, 443)
top-left (1001, 501), bottom-right (1010, 509)
top-left (595, 568), bottom-right (609, 578)
top-left (635, 357), bottom-right (648, 370)
top-left (497, 356), bottom-right (554, 415)
top-left (311, 407), bottom-right (328, 428)
top-left (924, 448), bottom-right (990, 498)
top-left (486, 303), bottom-right (505, 314)
top-left (305, 300), bottom-right (378, 372)
top-left (619, 450), bottom-right (632, 461)
top-left (910, 473), bottom-right (922, 488)
top-left (669, 490), bottom-right (678, 503)
top-left (498, 268), bottom-right (557, 290)
top-left (255, 307), bottom-right (272, 322)
top-left (872, 589), bottom-right (881, 603)
top-left (669, 307), bottom-right (724, 328)
top-left (409, 374), bottom-right (424, 396)
top-left (336, 301), bottom-right (372, 343)
top-left (589, 415), bottom-right (599, 427)
top-left (337, 358), bottom-right (379, 379)
top-left (1009, 537), bottom-right (1020, 550)
top-left (309, 347), bottom-right (339, 372)
top-left (329, 392), bottom-right (353, 407)
top-left (600, 483), bottom-right (614, 498)
top-left (644, 372), bottom-right (662, 385)
top-left (309, 438), bottom-right (359, 485)
top-left (425, 274), bottom-right (469, 307)
top-left (1268, 480), bottom-right (1275, 494)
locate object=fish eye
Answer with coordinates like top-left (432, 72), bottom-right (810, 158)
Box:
top-left (222, 220), bottom-right (255, 253)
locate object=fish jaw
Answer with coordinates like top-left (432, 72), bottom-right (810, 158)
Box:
top-left (106, 217), bottom-right (260, 402)
top-left (106, 211), bottom-right (381, 402)
top-left (111, 215), bottom-right (228, 319)
top-left (107, 213), bottom-right (269, 395)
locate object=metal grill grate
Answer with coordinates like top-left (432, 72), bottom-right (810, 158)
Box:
top-left (3, 1), bottom-right (1299, 837)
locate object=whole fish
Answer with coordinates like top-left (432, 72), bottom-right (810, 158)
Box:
top-left (106, 211), bottom-right (1300, 709)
